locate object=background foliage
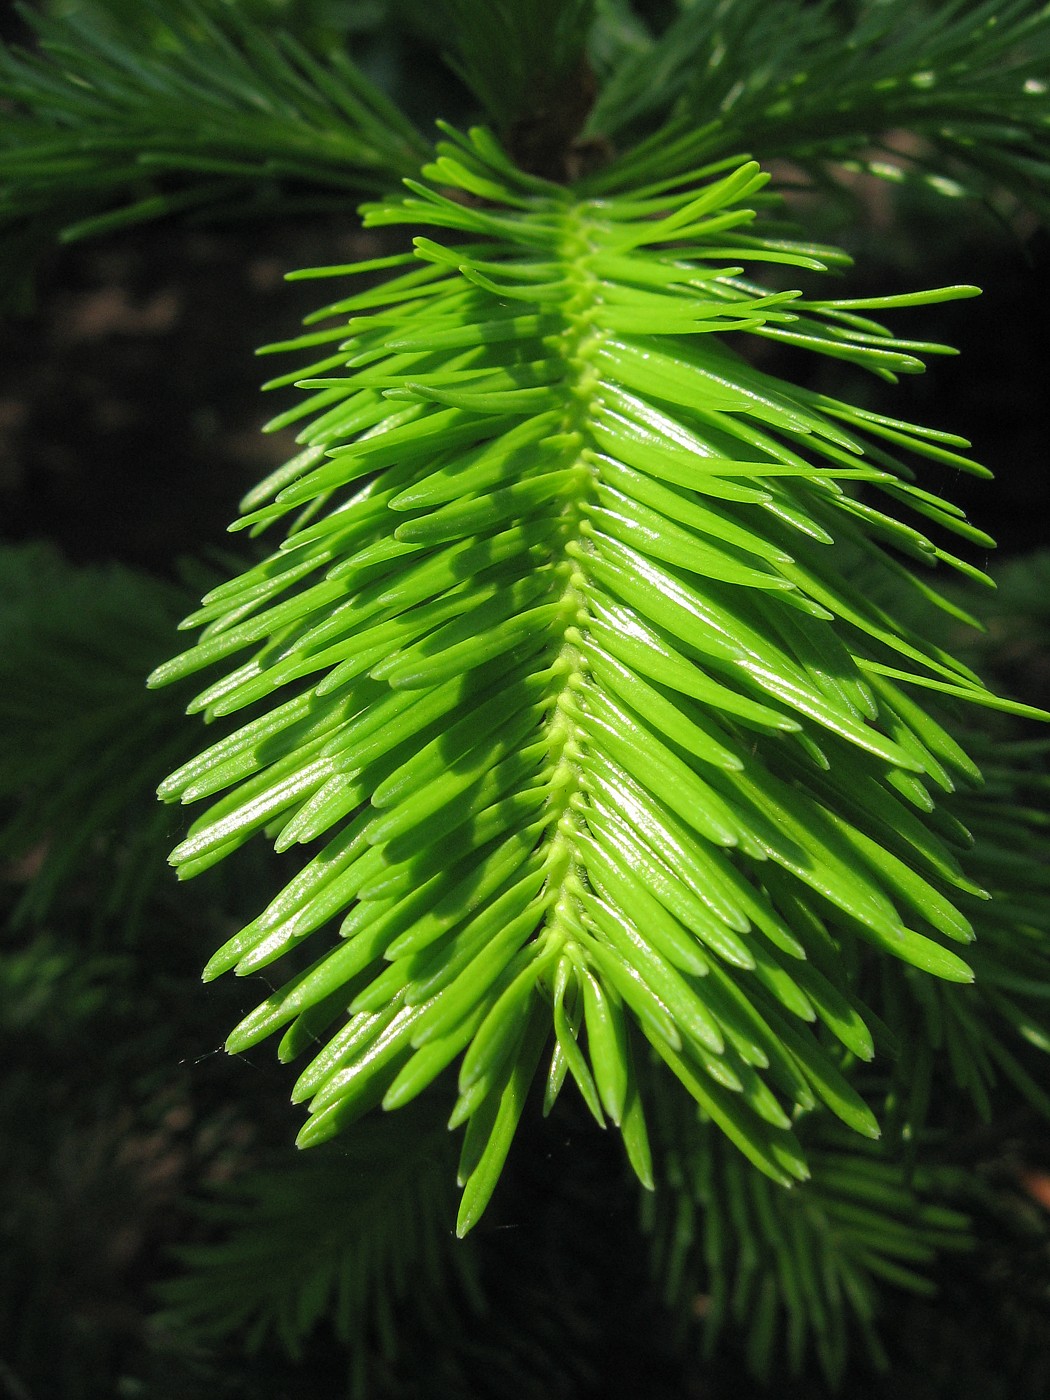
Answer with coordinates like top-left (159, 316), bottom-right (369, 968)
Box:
top-left (2, 2), bottom-right (1050, 1397)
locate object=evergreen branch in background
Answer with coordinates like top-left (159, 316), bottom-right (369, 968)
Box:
top-left (971, 548), bottom-right (1050, 693)
top-left (884, 735), bottom-right (1050, 1133)
top-left (149, 127), bottom-right (1047, 1234)
top-left (815, 546), bottom-right (1050, 1140)
top-left (443, 0), bottom-right (597, 177)
top-left (3, 0), bottom-right (1050, 316)
top-left (644, 1105), bottom-right (973, 1386)
top-left (156, 1107), bottom-right (479, 1388)
top-left (0, 0), bottom-right (427, 280)
top-left (0, 544), bottom-right (198, 932)
top-left (586, 0), bottom-right (1050, 217)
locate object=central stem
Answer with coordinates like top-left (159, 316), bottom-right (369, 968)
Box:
top-left (540, 207), bottom-right (603, 951)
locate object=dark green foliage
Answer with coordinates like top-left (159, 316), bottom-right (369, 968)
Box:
top-left (156, 1108), bottom-right (479, 1373)
top-left (444, 0), bottom-right (597, 175)
top-left (0, 866), bottom-right (247, 1399)
top-left (587, 0), bottom-right (1050, 212)
top-left (0, 0), bottom-right (429, 304)
top-left (644, 1105), bottom-right (972, 1384)
top-left (0, 544), bottom-right (194, 928)
top-left (4, 0), bottom-right (1050, 305)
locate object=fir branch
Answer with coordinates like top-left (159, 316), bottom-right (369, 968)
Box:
top-left (149, 129), bottom-right (1045, 1230)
